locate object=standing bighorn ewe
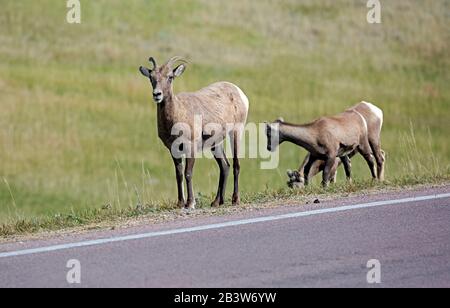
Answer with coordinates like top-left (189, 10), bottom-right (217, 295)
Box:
top-left (286, 102), bottom-right (385, 187)
top-left (267, 102), bottom-right (385, 187)
top-left (139, 56), bottom-right (249, 209)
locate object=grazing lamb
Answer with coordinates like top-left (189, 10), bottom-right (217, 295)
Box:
top-left (266, 102), bottom-right (385, 187)
top-left (139, 57), bottom-right (249, 209)
top-left (286, 102), bottom-right (385, 187)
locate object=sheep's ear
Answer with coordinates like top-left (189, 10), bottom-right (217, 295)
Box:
top-left (173, 64), bottom-right (186, 78)
top-left (139, 66), bottom-right (151, 78)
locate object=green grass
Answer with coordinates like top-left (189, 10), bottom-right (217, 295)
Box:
top-left (0, 0), bottom-right (449, 231)
top-left (1, 175), bottom-right (449, 238)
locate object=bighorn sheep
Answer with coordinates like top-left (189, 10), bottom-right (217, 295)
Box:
top-left (139, 56), bottom-right (249, 209)
top-left (287, 102), bottom-right (386, 188)
top-left (266, 102), bottom-right (385, 187)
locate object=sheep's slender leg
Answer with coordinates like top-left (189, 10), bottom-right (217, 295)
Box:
top-left (185, 157), bottom-right (196, 209)
top-left (287, 154), bottom-right (312, 187)
top-left (307, 159), bottom-right (323, 180)
top-left (348, 151), bottom-right (357, 159)
top-left (379, 149), bottom-right (386, 180)
top-left (359, 142), bottom-right (377, 180)
top-left (232, 157), bottom-right (240, 205)
top-left (211, 145), bottom-right (230, 207)
top-left (322, 156), bottom-right (337, 187)
top-left (297, 153), bottom-right (311, 178)
top-left (172, 156), bottom-right (185, 208)
top-left (303, 155), bottom-right (319, 186)
top-left (231, 131), bottom-right (241, 206)
top-left (329, 159), bottom-right (339, 184)
top-left (369, 142), bottom-right (386, 181)
top-left (341, 155), bottom-right (352, 182)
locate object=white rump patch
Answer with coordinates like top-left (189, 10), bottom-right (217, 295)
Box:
top-left (362, 101), bottom-right (383, 126)
top-left (234, 85), bottom-right (249, 111)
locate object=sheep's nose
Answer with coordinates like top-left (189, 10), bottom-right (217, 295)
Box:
top-left (153, 91), bottom-right (162, 98)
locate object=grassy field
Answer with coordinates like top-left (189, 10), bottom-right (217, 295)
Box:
top-left (0, 0), bottom-right (449, 227)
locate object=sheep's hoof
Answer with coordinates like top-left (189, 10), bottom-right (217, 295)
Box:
top-left (177, 201), bottom-right (186, 209)
top-left (211, 200), bottom-right (221, 208)
top-left (185, 202), bottom-right (196, 210)
top-left (232, 195), bottom-right (240, 206)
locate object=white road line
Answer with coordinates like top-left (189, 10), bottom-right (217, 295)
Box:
top-left (1, 193), bottom-right (450, 259)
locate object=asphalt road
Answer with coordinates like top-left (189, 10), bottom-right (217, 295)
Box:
top-left (0, 186), bottom-right (449, 288)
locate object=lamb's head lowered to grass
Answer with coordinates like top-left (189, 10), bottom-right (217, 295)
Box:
top-left (287, 169), bottom-right (304, 189)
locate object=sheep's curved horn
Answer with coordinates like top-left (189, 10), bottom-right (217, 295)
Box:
top-left (149, 57), bottom-right (157, 70)
top-left (165, 56), bottom-right (188, 70)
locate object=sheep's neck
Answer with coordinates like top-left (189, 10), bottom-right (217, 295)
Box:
top-left (280, 124), bottom-right (316, 154)
top-left (157, 93), bottom-right (178, 133)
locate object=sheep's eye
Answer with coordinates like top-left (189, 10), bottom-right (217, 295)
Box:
top-left (168, 76), bottom-right (174, 82)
